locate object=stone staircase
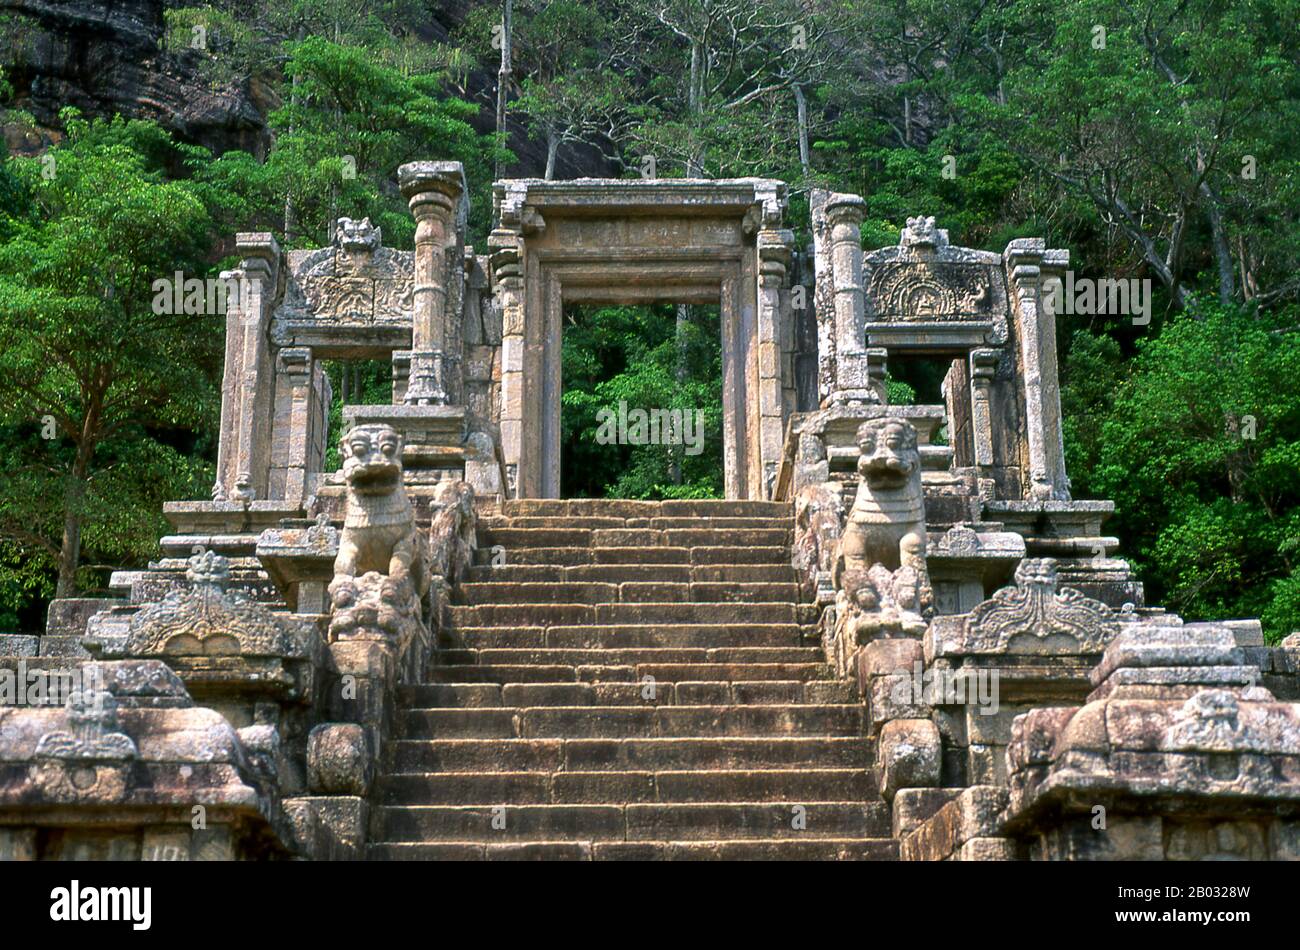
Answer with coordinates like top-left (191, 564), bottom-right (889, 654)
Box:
top-left (367, 498), bottom-right (897, 860)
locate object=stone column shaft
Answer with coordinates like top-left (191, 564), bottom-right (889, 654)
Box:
top-left (398, 162), bottom-right (466, 407)
top-left (214, 232), bottom-right (279, 501)
top-left (824, 194), bottom-right (874, 404)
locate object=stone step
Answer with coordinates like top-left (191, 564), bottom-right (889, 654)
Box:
top-left (461, 564), bottom-right (799, 584)
top-left (433, 646), bottom-right (822, 666)
top-left (399, 679), bottom-right (855, 708)
top-left (425, 662), bottom-right (829, 684)
top-left (440, 623), bottom-right (814, 650)
top-left (502, 499), bottom-right (791, 519)
top-left (478, 527), bottom-right (792, 549)
top-left (453, 581), bottom-right (802, 605)
top-left (397, 704), bottom-right (863, 739)
top-left (376, 768), bottom-right (878, 805)
top-left (389, 737), bottom-right (873, 773)
top-left (423, 664), bottom-right (585, 684)
top-left (375, 800), bottom-right (890, 842)
top-left (482, 516), bottom-right (793, 532)
top-left (447, 602), bottom-right (803, 626)
top-left (472, 546), bottom-right (793, 567)
top-left (366, 838), bottom-right (900, 860)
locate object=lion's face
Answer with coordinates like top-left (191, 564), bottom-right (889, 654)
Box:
top-left (856, 419), bottom-right (919, 490)
top-left (335, 216), bottom-right (382, 253)
top-left (341, 424), bottom-right (403, 495)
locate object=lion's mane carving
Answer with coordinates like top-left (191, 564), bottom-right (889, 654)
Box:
top-left (334, 216), bottom-right (382, 254)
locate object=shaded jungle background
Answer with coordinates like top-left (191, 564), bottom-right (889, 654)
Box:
top-left (0, 0), bottom-right (1298, 640)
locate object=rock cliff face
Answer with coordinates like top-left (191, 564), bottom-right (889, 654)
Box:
top-left (1, 0), bottom-right (271, 155)
top-left (0, 0), bottom-right (611, 176)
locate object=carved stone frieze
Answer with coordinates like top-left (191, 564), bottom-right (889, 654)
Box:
top-left (99, 551), bottom-right (303, 659)
top-left (30, 687), bottom-right (138, 804)
top-left (964, 557), bottom-right (1117, 654)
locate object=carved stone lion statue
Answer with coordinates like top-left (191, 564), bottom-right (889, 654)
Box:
top-left (331, 423), bottom-right (426, 595)
top-left (328, 423), bottom-right (430, 679)
top-left (832, 417), bottom-right (933, 637)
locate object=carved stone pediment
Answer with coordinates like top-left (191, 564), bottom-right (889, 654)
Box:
top-left (109, 552), bottom-right (303, 659)
top-left (963, 558), bottom-right (1117, 654)
top-left (272, 218), bottom-right (415, 333)
top-left (30, 687), bottom-right (138, 803)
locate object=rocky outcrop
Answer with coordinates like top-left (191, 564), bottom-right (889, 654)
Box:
top-left (1, 0), bottom-right (272, 155)
top-left (0, 0), bottom-right (616, 176)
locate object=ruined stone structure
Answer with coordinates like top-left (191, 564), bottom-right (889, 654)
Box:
top-left (2, 166), bottom-right (1298, 861)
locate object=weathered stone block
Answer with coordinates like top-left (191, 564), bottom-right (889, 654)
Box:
top-left (892, 787), bottom-right (961, 838)
top-left (878, 718), bottom-right (942, 799)
top-left (307, 723), bottom-right (373, 796)
top-left (958, 836), bottom-right (1016, 861)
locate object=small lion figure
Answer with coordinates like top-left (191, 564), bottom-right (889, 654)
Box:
top-left (334, 216), bottom-right (382, 254)
top-left (833, 416), bottom-right (933, 624)
top-left (328, 571), bottom-right (429, 683)
top-left (330, 423), bottom-right (427, 608)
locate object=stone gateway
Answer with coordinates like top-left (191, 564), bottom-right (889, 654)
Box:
top-left (1, 164), bottom-right (1298, 862)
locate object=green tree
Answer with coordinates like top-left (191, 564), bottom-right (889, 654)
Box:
top-left (0, 114), bottom-right (225, 602)
top-left (561, 305), bottom-right (724, 499)
top-left (1084, 303), bottom-right (1300, 640)
top-left (265, 37), bottom-right (507, 247)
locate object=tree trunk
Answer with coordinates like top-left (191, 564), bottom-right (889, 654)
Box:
top-left (686, 41), bottom-right (704, 177)
top-left (545, 130), bottom-right (559, 180)
top-left (670, 304), bottom-right (690, 486)
top-left (283, 22), bottom-right (305, 243)
top-left (495, 0), bottom-right (513, 180)
top-left (793, 84), bottom-right (811, 179)
top-left (1199, 178), bottom-right (1236, 306)
top-left (54, 396), bottom-right (101, 598)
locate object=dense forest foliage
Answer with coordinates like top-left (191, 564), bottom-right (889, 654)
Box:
top-left (0, 0), bottom-right (1298, 641)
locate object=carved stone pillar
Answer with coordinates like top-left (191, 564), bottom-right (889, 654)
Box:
top-left (825, 193), bottom-right (874, 406)
top-left (270, 347), bottom-right (324, 505)
top-left (398, 162), bottom-right (466, 407)
top-left (970, 348), bottom-right (999, 469)
top-left (756, 218), bottom-right (794, 498)
top-left (488, 220), bottom-right (524, 498)
top-left (213, 232), bottom-right (279, 502)
top-left (1004, 239), bottom-right (1069, 500)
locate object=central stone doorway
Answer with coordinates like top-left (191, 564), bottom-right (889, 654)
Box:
top-left (560, 303), bottom-right (723, 499)
top-left (488, 178), bottom-right (796, 500)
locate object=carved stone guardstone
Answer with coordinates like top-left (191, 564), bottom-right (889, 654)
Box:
top-left (89, 551), bottom-right (304, 660)
top-left (941, 557), bottom-right (1119, 657)
top-left (918, 557), bottom-right (1122, 787)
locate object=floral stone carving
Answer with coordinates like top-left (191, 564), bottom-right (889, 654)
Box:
top-left (31, 686), bottom-right (138, 803)
top-left (964, 558), bottom-right (1117, 654)
top-left (99, 551), bottom-right (301, 658)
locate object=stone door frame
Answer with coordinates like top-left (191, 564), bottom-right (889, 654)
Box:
top-left (488, 179), bottom-right (795, 500)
